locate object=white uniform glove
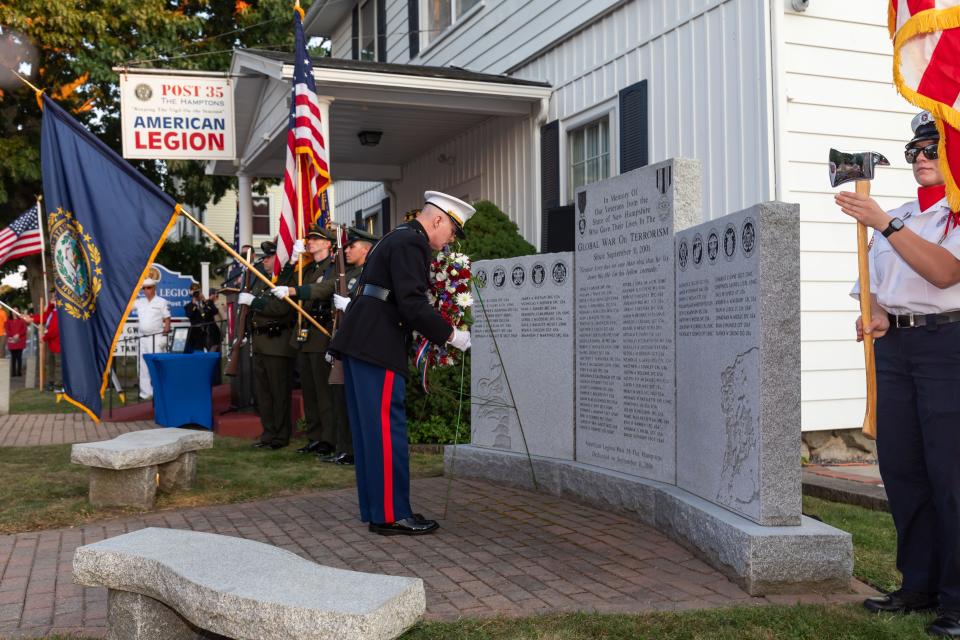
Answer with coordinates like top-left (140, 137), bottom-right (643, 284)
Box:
top-left (270, 286), bottom-right (290, 299)
top-left (333, 294), bottom-right (351, 312)
top-left (447, 328), bottom-right (471, 351)
top-left (291, 239), bottom-right (306, 262)
top-left (238, 292), bottom-right (255, 306)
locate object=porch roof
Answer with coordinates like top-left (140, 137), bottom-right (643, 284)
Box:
top-left (207, 50), bottom-right (551, 181)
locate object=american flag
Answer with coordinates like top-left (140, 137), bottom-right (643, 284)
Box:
top-left (275, 6), bottom-right (331, 276)
top-left (0, 205), bottom-right (43, 267)
top-left (890, 0), bottom-right (960, 213)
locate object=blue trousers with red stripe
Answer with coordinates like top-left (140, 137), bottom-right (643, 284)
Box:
top-left (342, 356), bottom-right (413, 524)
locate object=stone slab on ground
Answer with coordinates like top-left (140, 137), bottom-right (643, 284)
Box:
top-left (802, 468), bottom-right (889, 512)
top-left (447, 445), bottom-right (852, 595)
top-left (71, 428), bottom-right (213, 470)
top-left (73, 527), bottom-right (425, 640)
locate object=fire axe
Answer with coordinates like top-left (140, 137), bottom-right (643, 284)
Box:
top-left (828, 149), bottom-right (890, 439)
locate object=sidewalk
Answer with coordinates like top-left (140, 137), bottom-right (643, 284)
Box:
top-left (803, 463), bottom-right (888, 511)
top-left (0, 414), bottom-right (153, 448)
top-left (0, 477), bottom-right (874, 639)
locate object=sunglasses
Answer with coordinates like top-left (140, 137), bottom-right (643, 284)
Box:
top-left (143, 285), bottom-right (155, 289)
top-left (905, 143), bottom-right (939, 164)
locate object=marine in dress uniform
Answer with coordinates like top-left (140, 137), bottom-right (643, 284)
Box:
top-left (272, 227), bottom-right (377, 464)
top-left (329, 192), bottom-right (473, 535)
top-left (133, 278), bottom-right (171, 400)
top-left (184, 284), bottom-right (222, 352)
top-left (238, 241), bottom-right (297, 450)
top-left (837, 111), bottom-right (960, 637)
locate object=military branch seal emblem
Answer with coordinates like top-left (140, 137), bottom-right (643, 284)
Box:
top-left (49, 207), bottom-right (102, 321)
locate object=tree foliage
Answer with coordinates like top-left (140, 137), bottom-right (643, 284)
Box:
top-left (457, 200), bottom-right (536, 260)
top-left (155, 235), bottom-right (228, 281)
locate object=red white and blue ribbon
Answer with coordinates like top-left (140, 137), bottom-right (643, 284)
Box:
top-left (415, 338), bottom-right (432, 393)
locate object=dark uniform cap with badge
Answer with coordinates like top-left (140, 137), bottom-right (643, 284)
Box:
top-left (305, 225), bottom-right (337, 243)
top-left (907, 110), bottom-right (940, 148)
top-left (346, 228), bottom-right (379, 246)
top-left (260, 240), bottom-right (277, 256)
top-left (424, 190), bottom-right (476, 239)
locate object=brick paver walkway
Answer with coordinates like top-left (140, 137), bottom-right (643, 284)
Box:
top-left (0, 477), bottom-right (873, 639)
top-left (0, 414), bottom-right (153, 448)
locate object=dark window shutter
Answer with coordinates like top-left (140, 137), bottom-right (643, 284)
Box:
top-left (619, 80), bottom-right (648, 173)
top-left (351, 5), bottom-right (360, 60)
top-left (543, 205), bottom-right (574, 253)
top-left (540, 120), bottom-right (560, 211)
top-left (407, 0), bottom-right (420, 59)
top-left (380, 197), bottom-right (391, 234)
top-left (354, 210), bottom-right (363, 227)
top-left (377, 0), bottom-right (387, 62)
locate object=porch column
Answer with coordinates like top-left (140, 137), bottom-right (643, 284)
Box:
top-left (317, 96), bottom-right (336, 223)
top-left (237, 174), bottom-right (253, 247)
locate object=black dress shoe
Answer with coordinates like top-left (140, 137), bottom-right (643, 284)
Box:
top-left (316, 452), bottom-right (339, 463)
top-left (368, 517), bottom-right (439, 536)
top-left (251, 441), bottom-right (271, 449)
top-left (296, 441), bottom-right (333, 455)
top-left (929, 611), bottom-right (960, 637)
top-left (864, 589), bottom-right (938, 614)
top-left (333, 453), bottom-right (354, 465)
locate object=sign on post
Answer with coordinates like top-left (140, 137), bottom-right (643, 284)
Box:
top-left (119, 72), bottom-right (236, 160)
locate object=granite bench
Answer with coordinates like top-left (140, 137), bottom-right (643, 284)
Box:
top-left (73, 528), bottom-right (425, 640)
top-left (71, 428), bottom-right (214, 509)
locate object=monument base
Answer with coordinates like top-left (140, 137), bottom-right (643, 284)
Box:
top-left (446, 445), bottom-right (853, 596)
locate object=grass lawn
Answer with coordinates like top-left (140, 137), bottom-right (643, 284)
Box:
top-left (9, 387), bottom-right (134, 414)
top-left (0, 435), bottom-right (443, 534)
top-left (802, 495), bottom-right (900, 594)
top-left (43, 606), bottom-right (935, 639)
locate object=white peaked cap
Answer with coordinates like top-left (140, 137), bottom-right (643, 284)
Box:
top-left (142, 278), bottom-right (157, 286)
top-left (424, 190), bottom-right (476, 237)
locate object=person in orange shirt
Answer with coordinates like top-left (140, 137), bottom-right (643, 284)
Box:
top-left (0, 306), bottom-right (8, 358)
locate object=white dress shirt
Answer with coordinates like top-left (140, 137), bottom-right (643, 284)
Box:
top-left (133, 295), bottom-right (171, 335)
top-left (851, 197), bottom-right (960, 315)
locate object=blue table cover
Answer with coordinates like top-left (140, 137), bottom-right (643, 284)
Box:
top-left (143, 353), bottom-right (221, 429)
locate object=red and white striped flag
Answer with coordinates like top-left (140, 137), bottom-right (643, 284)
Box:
top-left (275, 5), bottom-right (331, 276)
top-left (0, 205), bottom-right (43, 268)
top-left (890, 0), bottom-right (960, 212)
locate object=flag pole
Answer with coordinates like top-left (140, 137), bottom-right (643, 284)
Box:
top-left (295, 154), bottom-right (306, 341)
top-left (35, 195), bottom-right (50, 303)
top-left (176, 205), bottom-right (332, 338)
top-left (38, 295), bottom-right (45, 390)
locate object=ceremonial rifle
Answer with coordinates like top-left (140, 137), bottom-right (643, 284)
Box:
top-left (224, 246), bottom-right (256, 377)
top-left (328, 224), bottom-right (347, 385)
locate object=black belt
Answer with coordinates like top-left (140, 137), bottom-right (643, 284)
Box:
top-left (888, 311), bottom-right (960, 329)
top-left (361, 284), bottom-right (391, 302)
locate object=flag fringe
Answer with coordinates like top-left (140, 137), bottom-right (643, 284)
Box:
top-left (888, 0), bottom-right (897, 39)
top-left (61, 392), bottom-right (100, 424)
top-left (98, 205), bottom-right (181, 400)
top-left (892, 6), bottom-right (960, 212)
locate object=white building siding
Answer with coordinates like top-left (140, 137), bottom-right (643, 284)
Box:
top-left (334, 180), bottom-right (387, 223)
top-left (517, 0), bottom-right (771, 228)
top-left (200, 183), bottom-right (285, 246)
top-left (781, 1), bottom-right (918, 431)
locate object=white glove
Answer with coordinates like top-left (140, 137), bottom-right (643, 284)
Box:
top-left (291, 239), bottom-right (306, 261)
top-left (333, 294), bottom-right (351, 312)
top-left (448, 328), bottom-right (471, 351)
top-left (238, 292), bottom-right (255, 306)
top-left (270, 286), bottom-right (290, 299)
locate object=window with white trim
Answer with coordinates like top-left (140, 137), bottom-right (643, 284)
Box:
top-left (568, 118), bottom-right (610, 201)
top-left (252, 196), bottom-right (271, 235)
top-left (420, 0), bottom-right (480, 47)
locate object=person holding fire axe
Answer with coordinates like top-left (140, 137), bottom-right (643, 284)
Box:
top-left (836, 111), bottom-right (960, 636)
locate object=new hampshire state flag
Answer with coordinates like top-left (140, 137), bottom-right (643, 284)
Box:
top-left (41, 94), bottom-right (179, 420)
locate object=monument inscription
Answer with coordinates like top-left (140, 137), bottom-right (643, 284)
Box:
top-left (471, 252), bottom-right (574, 460)
top-left (675, 203), bottom-right (800, 525)
top-left (574, 160), bottom-right (699, 483)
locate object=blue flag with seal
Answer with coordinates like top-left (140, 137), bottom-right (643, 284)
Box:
top-left (40, 94), bottom-right (180, 421)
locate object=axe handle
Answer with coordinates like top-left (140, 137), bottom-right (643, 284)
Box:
top-left (856, 180), bottom-right (878, 439)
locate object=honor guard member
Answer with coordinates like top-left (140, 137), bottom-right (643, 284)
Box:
top-left (329, 191), bottom-right (473, 535)
top-left (238, 241), bottom-right (297, 450)
top-left (133, 277), bottom-right (171, 400)
top-left (270, 227), bottom-right (338, 456)
top-left (274, 227), bottom-right (377, 465)
top-left (836, 111), bottom-right (960, 637)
